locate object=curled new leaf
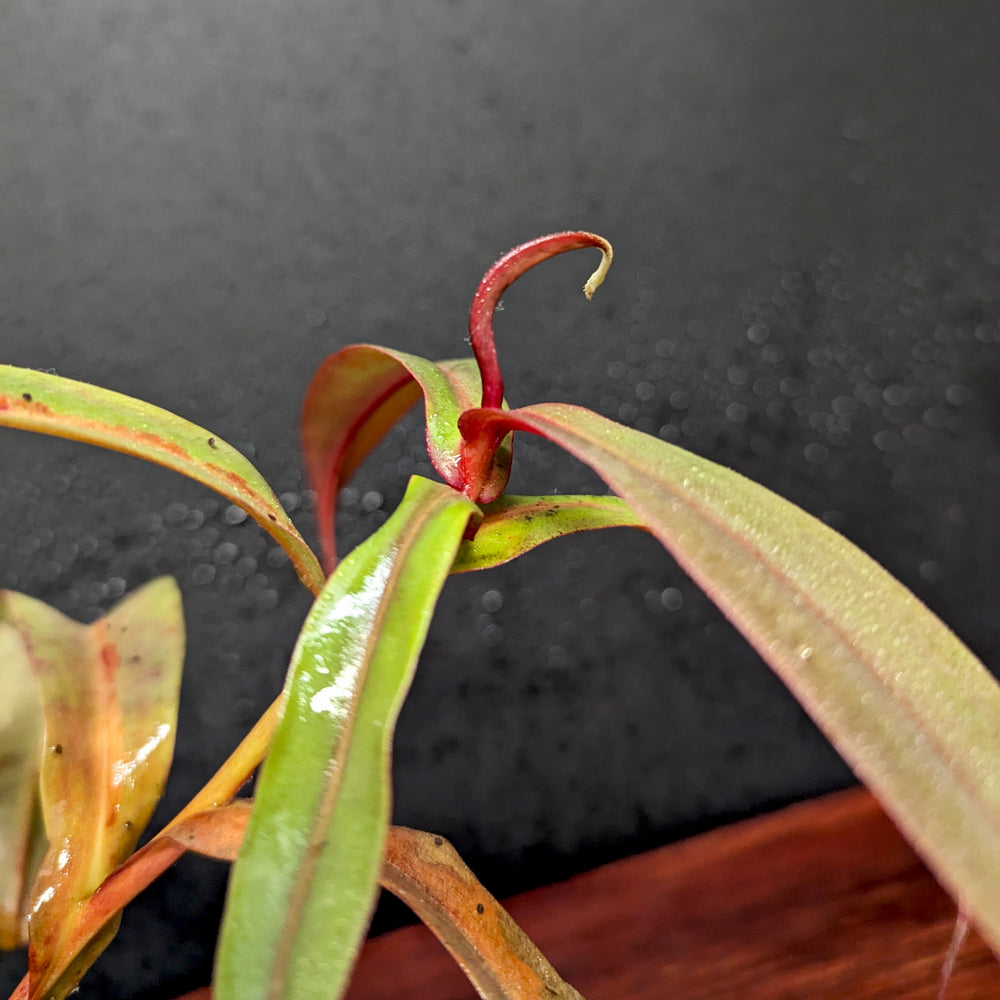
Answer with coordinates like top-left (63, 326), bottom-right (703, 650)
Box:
top-left (452, 494), bottom-right (644, 573)
top-left (302, 347), bottom-right (510, 570)
top-left (0, 366), bottom-right (323, 594)
top-left (460, 401), bottom-right (1000, 954)
top-left (468, 232), bottom-right (613, 410)
top-left (215, 476), bottom-right (477, 1000)
top-left (0, 579), bottom-right (185, 1000)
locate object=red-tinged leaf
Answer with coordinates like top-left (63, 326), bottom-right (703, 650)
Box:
top-left (0, 366), bottom-right (323, 595)
top-left (0, 579), bottom-right (184, 1000)
top-left (170, 989), bottom-right (213, 1000)
top-left (0, 625), bottom-right (44, 950)
top-left (0, 802), bottom-right (254, 1000)
top-left (460, 401), bottom-right (1000, 953)
top-left (382, 827), bottom-right (584, 1000)
top-left (302, 346), bottom-right (510, 570)
top-left (163, 801), bottom-right (253, 863)
top-left (37, 696), bottom-right (285, 977)
top-left (215, 476), bottom-right (477, 1000)
top-left (75, 802), bottom-right (254, 936)
top-left (468, 232), bottom-right (613, 409)
top-left (45, 804), bottom-right (247, 968)
top-left (452, 494), bottom-right (644, 573)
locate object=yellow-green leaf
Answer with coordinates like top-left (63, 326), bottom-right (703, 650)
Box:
top-left (452, 493), bottom-right (644, 573)
top-left (0, 366), bottom-right (323, 594)
top-left (215, 476), bottom-right (476, 1000)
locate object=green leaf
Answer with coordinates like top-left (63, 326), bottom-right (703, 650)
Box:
top-left (302, 346), bottom-right (510, 569)
top-left (452, 494), bottom-right (644, 573)
top-left (0, 366), bottom-right (324, 595)
top-left (0, 579), bottom-right (185, 1000)
top-left (0, 624), bottom-right (44, 950)
top-left (215, 476), bottom-right (477, 1000)
top-left (460, 401), bottom-right (1000, 953)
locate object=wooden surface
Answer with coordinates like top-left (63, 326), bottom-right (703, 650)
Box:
top-left (346, 789), bottom-right (999, 999)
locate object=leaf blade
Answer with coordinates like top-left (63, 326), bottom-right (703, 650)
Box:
top-left (460, 401), bottom-right (1000, 951)
top-left (215, 476), bottom-right (476, 1000)
top-left (452, 494), bottom-right (644, 573)
top-left (0, 366), bottom-right (323, 594)
top-left (382, 827), bottom-right (585, 1000)
top-left (0, 579), bottom-right (185, 1000)
top-left (302, 346), bottom-right (509, 569)
top-left (0, 625), bottom-right (44, 950)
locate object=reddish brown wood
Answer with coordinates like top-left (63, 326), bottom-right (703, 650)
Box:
top-left (346, 789), bottom-right (1000, 1000)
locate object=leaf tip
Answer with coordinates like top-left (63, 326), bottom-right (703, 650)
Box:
top-left (581, 234), bottom-right (613, 300)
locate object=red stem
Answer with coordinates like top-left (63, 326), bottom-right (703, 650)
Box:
top-left (468, 232), bottom-right (612, 409)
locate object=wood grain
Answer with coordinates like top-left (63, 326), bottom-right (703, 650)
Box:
top-left (346, 789), bottom-right (1000, 1000)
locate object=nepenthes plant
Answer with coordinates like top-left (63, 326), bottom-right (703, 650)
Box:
top-left (2, 231), bottom-right (1000, 1000)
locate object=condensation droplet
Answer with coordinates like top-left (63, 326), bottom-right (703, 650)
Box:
top-left (214, 541), bottom-right (239, 564)
top-left (223, 505), bottom-right (249, 526)
top-left (481, 589), bottom-right (503, 613)
top-left (361, 490), bottom-right (384, 513)
top-left (661, 587), bottom-right (683, 611)
top-left (266, 547), bottom-right (289, 570)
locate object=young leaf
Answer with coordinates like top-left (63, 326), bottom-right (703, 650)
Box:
top-left (460, 402), bottom-right (1000, 954)
top-left (468, 232), bottom-right (613, 409)
top-left (0, 579), bottom-right (185, 1000)
top-left (0, 366), bottom-right (324, 595)
top-left (302, 347), bottom-right (510, 569)
top-left (214, 476), bottom-right (477, 1000)
top-left (452, 494), bottom-right (644, 573)
top-left (0, 625), bottom-right (44, 950)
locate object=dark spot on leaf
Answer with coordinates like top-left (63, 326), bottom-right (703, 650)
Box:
top-left (267, 513), bottom-right (277, 521)
top-left (476, 903), bottom-right (485, 915)
top-left (124, 820), bottom-right (134, 831)
top-left (22, 393), bottom-right (32, 402)
top-left (433, 836), bottom-right (443, 846)
top-left (208, 437), bottom-right (217, 448)
top-left (52, 744), bottom-right (63, 755)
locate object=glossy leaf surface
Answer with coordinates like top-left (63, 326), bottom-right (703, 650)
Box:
top-left (0, 366), bottom-right (323, 594)
top-left (215, 476), bottom-right (476, 1000)
top-left (453, 494), bottom-right (644, 573)
top-left (0, 579), bottom-right (184, 1000)
top-left (0, 624), bottom-right (44, 950)
top-left (302, 347), bottom-right (510, 570)
top-left (460, 402), bottom-right (1000, 952)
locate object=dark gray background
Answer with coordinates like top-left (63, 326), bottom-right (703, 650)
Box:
top-left (3, 2), bottom-right (1000, 997)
